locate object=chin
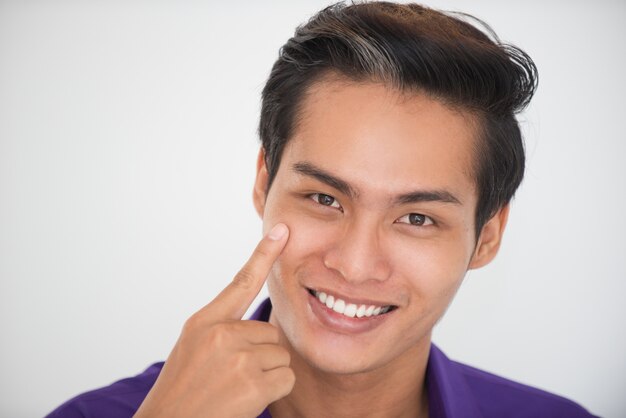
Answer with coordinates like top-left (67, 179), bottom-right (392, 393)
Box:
top-left (296, 341), bottom-right (390, 375)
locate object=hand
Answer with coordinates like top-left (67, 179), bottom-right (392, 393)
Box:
top-left (134, 223), bottom-right (294, 418)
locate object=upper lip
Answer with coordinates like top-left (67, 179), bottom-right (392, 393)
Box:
top-left (306, 286), bottom-right (398, 308)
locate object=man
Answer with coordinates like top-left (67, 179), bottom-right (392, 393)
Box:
top-left (48, 2), bottom-right (597, 417)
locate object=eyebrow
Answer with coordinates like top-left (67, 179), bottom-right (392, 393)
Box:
top-left (292, 161), bottom-right (358, 198)
top-left (291, 161), bottom-right (462, 206)
top-left (394, 190), bottom-right (461, 205)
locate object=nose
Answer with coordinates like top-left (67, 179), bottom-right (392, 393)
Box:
top-left (323, 216), bottom-right (392, 284)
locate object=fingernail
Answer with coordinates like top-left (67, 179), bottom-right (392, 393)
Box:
top-left (268, 223), bottom-right (288, 241)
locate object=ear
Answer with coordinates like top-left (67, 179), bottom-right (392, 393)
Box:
top-left (252, 147), bottom-right (269, 218)
top-left (468, 204), bottom-right (510, 270)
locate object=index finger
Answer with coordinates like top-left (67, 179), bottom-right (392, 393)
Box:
top-left (206, 223), bottom-right (289, 320)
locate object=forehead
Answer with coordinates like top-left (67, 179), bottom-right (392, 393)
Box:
top-left (283, 79), bottom-right (479, 203)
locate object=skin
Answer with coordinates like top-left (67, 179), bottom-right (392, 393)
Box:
top-left (135, 78), bottom-right (508, 418)
top-left (134, 223), bottom-right (295, 418)
top-left (253, 79), bottom-right (508, 417)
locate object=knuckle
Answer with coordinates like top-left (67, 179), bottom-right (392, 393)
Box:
top-left (182, 313), bottom-right (203, 335)
top-left (266, 326), bottom-right (280, 343)
top-left (232, 268), bottom-right (256, 290)
top-left (206, 322), bottom-right (234, 347)
top-left (254, 244), bottom-right (271, 260)
top-left (230, 350), bottom-right (251, 371)
top-left (283, 367), bottom-right (296, 386)
top-left (267, 368), bottom-right (295, 400)
top-left (271, 345), bottom-right (290, 364)
top-left (281, 349), bottom-right (292, 366)
top-left (280, 368), bottom-right (296, 395)
top-left (254, 322), bottom-right (279, 342)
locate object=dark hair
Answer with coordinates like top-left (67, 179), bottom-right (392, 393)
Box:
top-left (259, 1), bottom-right (537, 238)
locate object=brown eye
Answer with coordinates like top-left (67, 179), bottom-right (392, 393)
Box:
top-left (318, 194), bottom-right (335, 206)
top-left (395, 213), bottom-right (433, 227)
top-left (310, 193), bottom-right (342, 210)
top-left (409, 213), bottom-right (426, 226)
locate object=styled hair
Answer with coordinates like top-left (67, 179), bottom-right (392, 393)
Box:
top-left (259, 1), bottom-right (538, 237)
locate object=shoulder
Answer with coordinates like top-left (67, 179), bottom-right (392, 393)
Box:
top-left (45, 362), bottom-right (164, 418)
top-left (452, 360), bottom-right (597, 418)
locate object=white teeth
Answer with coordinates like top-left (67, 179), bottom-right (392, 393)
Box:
top-left (333, 299), bottom-right (346, 314)
top-left (314, 291), bottom-right (391, 319)
top-left (344, 304), bottom-right (357, 318)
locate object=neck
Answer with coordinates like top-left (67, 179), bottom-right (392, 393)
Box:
top-left (269, 317), bottom-right (430, 418)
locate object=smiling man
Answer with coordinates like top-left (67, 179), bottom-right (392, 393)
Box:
top-left (47, 2), bottom-right (597, 418)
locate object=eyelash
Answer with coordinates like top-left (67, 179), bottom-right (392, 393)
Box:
top-left (307, 193), bottom-right (434, 227)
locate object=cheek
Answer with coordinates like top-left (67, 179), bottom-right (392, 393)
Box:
top-left (266, 211), bottom-right (339, 337)
top-left (265, 208), bottom-right (339, 287)
top-left (390, 234), bottom-right (473, 302)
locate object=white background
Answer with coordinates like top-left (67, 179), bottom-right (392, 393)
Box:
top-left (1, 1), bottom-right (624, 417)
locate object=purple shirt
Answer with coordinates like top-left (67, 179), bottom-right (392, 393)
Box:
top-left (47, 299), bottom-right (597, 418)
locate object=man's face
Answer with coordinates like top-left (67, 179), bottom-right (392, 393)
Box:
top-left (254, 78), bottom-right (498, 375)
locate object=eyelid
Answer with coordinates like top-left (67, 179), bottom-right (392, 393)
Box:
top-left (395, 213), bottom-right (435, 227)
top-left (306, 193), bottom-right (434, 226)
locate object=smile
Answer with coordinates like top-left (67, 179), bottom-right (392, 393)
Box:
top-left (307, 288), bottom-right (397, 319)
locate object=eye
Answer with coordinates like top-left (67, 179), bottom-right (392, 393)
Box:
top-left (395, 213), bottom-right (434, 227)
top-left (309, 193), bottom-right (342, 210)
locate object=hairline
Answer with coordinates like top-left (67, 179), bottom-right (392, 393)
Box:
top-left (266, 70), bottom-right (485, 228)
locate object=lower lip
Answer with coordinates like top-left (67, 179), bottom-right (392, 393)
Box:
top-left (306, 290), bottom-right (393, 334)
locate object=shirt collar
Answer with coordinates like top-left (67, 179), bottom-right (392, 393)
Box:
top-left (426, 344), bottom-right (483, 418)
top-left (250, 298), bottom-right (482, 418)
